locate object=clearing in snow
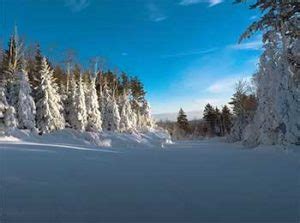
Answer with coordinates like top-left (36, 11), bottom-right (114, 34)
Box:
top-left (0, 137), bottom-right (299, 222)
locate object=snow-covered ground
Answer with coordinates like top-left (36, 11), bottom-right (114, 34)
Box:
top-left (0, 132), bottom-right (299, 222)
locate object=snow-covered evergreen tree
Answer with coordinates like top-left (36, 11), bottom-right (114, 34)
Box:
top-left (0, 78), bottom-right (7, 119)
top-left (140, 101), bottom-right (154, 131)
top-left (119, 91), bottom-right (134, 132)
top-left (64, 72), bottom-right (77, 127)
top-left (108, 96), bottom-right (121, 132)
top-left (71, 75), bottom-right (87, 131)
top-left (4, 106), bottom-right (18, 129)
top-left (0, 76), bottom-right (17, 129)
top-left (30, 44), bottom-right (43, 99)
top-left (85, 76), bottom-right (102, 132)
top-left (101, 82), bottom-right (120, 132)
top-left (16, 68), bottom-right (36, 130)
top-left (2, 26), bottom-right (23, 107)
top-left (228, 80), bottom-right (256, 143)
top-left (234, 0), bottom-right (300, 146)
top-left (243, 32), bottom-right (300, 146)
top-left (36, 57), bottom-right (65, 134)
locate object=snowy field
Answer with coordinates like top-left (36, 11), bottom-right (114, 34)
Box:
top-left (0, 134), bottom-right (299, 222)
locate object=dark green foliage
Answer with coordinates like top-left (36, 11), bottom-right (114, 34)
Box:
top-left (221, 105), bottom-right (232, 135)
top-left (130, 76), bottom-right (146, 112)
top-left (203, 103), bottom-right (217, 135)
top-left (28, 44), bottom-right (43, 97)
top-left (229, 81), bottom-right (257, 117)
top-left (177, 108), bottom-right (190, 133)
top-left (2, 35), bottom-right (23, 82)
top-left (118, 72), bottom-right (130, 94)
top-left (234, 0), bottom-right (299, 42)
top-left (1, 30), bottom-right (24, 105)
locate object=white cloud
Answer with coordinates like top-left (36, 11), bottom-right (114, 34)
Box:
top-left (179, 0), bottom-right (223, 7)
top-left (65, 0), bottom-right (90, 12)
top-left (146, 3), bottom-right (167, 22)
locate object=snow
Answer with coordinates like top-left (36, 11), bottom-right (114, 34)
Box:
top-left (0, 135), bottom-right (20, 142)
top-left (0, 131), bottom-right (299, 222)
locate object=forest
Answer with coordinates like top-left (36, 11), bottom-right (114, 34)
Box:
top-left (0, 30), bottom-right (154, 134)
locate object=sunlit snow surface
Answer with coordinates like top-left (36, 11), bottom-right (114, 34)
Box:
top-left (0, 136), bottom-right (299, 222)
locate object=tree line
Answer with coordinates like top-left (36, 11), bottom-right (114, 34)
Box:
top-left (157, 105), bottom-right (233, 140)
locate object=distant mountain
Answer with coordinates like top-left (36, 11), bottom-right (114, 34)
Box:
top-left (153, 110), bottom-right (203, 122)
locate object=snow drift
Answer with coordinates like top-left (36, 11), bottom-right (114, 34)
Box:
top-left (1, 128), bottom-right (172, 150)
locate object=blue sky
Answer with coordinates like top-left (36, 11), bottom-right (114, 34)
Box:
top-left (0, 0), bottom-right (261, 114)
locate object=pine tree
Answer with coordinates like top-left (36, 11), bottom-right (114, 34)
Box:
top-left (130, 76), bottom-right (146, 112)
top-left (235, 0), bottom-right (300, 145)
top-left (72, 75), bottom-right (87, 131)
top-left (228, 81), bottom-right (256, 142)
top-left (4, 106), bottom-right (18, 129)
top-left (0, 65), bottom-right (7, 121)
top-left (119, 91), bottom-right (134, 132)
top-left (2, 27), bottom-right (24, 106)
top-left (85, 76), bottom-right (102, 132)
top-left (214, 107), bottom-right (222, 136)
top-left (101, 82), bottom-right (120, 132)
top-left (177, 108), bottom-right (189, 132)
top-left (65, 72), bottom-right (77, 127)
top-left (16, 68), bottom-right (36, 130)
top-left (234, 1), bottom-right (299, 42)
top-left (0, 83), bottom-right (8, 128)
top-left (36, 57), bottom-right (65, 134)
top-left (29, 44), bottom-right (43, 98)
top-left (203, 103), bottom-right (217, 136)
top-left (140, 101), bottom-right (154, 131)
top-left (221, 105), bottom-right (232, 135)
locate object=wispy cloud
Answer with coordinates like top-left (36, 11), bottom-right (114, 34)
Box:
top-left (179, 0), bottom-right (223, 7)
top-left (229, 40), bottom-right (262, 50)
top-left (206, 75), bottom-right (251, 94)
top-left (146, 2), bottom-right (167, 22)
top-left (65, 0), bottom-right (90, 12)
top-left (250, 15), bottom-right (258, 20)
top-left (161, 47), bottom-right (218, 59)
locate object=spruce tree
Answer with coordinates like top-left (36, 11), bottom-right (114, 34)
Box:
top-left (85, 76), bottom-right (102, 132)
top-left (2, 27), bottom-right (24, 106)
top-left (214, 107), bottom-right (222, 136)
top-left (72, 75), bottom-right (87, 131)
top-left (140, 101), bottom-right (154, 131)
top-left (177, 108), bottom-right (189, 133)
top-left (16, 68), bottom-right (36, 130)
top-left (30, 44), bottom-right (43, 98)
top-left (203, 103), bottom-right (217, 136)
top-left (101, 81), bottom-right (120, 132)
top-left (36, 57), bottom-right (65, 134)
top-left (235, 0), bottom-right (299, 145)
top-left (130, 76), bottom-right (146, 112)
top-left (234, 0), bottom-right (299, 42)
top-left (119, 91), bottom-right (134, 132)
top-left (221, 105), bottom-right (232, 135)
top-left (65, 73), bottom-right (77, 127)
top-left (4, 106), bottom-right (18, 129)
